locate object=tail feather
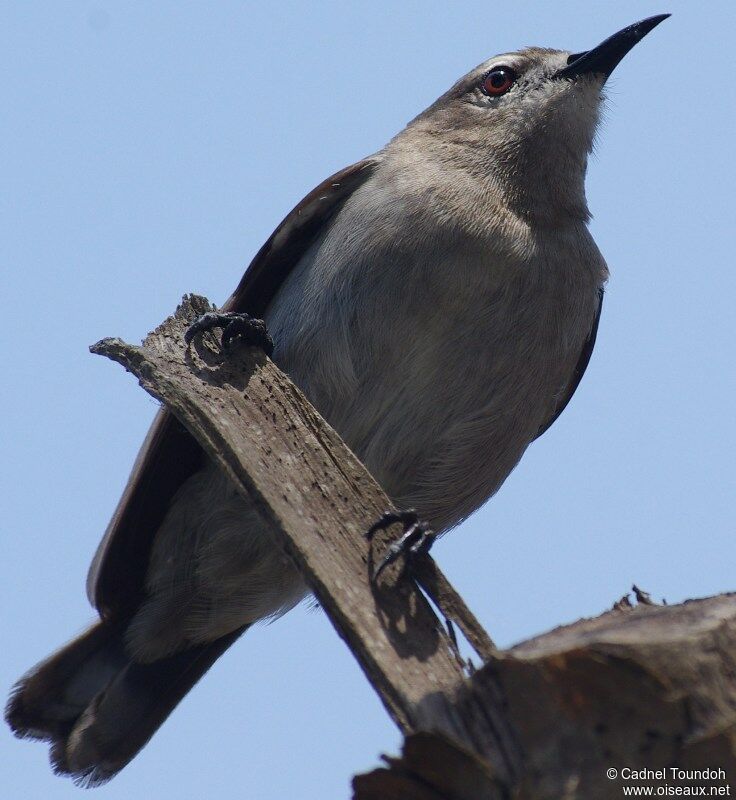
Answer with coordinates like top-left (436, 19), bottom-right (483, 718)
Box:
top-left (6, 620), bottom-right (127, 742)
top-left (6, 620), bottom-right (247, 786)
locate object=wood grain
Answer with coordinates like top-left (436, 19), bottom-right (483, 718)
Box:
top-left (90, 295), bottom-right (505, 749)
top-left (355, 593), bottom-right (736, 799)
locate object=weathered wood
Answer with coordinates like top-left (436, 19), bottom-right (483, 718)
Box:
top-left (355, 593), bottom-right (736, 799)
top-left (90, 295), bottom-right (507, 751)
top-left (412, 558), bottom-right (497, 663)
top-left (90, 296), bottom-right (736, 799)
top-left (354, 732), bottom-right (503, 800)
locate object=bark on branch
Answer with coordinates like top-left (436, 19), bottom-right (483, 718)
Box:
top-left (355, 593), bottom-right (736, 799)
top-left (90, 295), bottom-right (500, 740)
top-left (92, 295), bottom-right (736, 798)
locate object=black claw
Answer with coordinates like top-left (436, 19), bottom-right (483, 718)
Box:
top-left (185, 311), bottom-right (274, 357)
top-left (366, 510), bottom-right (420, 540)
top-left (184, 312), bottom-right (228, 344)
top-left (445, 617), bottom-right (458, 650)
top-left (365, 509), bottom-right (435, 582)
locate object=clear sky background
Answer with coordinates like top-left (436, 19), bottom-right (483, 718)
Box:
top-left (2, 2), bottom-right (734, 798)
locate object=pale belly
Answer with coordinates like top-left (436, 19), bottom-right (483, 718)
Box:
top-left (133, 224), bottom-right (605, 655)
top-left (270, 261), bottom-right (602, 532)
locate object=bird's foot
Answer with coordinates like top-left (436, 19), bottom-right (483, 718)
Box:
top-left (365, 509), bottom-right (435, 582)
top-left (366, 511), bottom-right (469, 669)
top-left (184, 311), bottom-right (274, 356)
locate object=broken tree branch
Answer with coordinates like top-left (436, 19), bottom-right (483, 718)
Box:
top-left (355, 592), bottom-right (736, 799)
top-left (92, 295), bottom-right (736, 799)
top-left (90, 295), bottom-right (510, 755)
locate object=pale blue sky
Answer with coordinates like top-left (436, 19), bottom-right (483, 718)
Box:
top-left (2, 2), bottom-right (734, 798)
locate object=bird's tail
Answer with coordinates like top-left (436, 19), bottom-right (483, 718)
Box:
top-left (6, 619), bottom-right (246, 786)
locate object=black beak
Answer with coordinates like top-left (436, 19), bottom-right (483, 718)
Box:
top-left (555, 14), bottom-right (669, 81)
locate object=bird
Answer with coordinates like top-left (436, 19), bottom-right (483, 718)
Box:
top-left (6, 14), bottom-right (669, 785)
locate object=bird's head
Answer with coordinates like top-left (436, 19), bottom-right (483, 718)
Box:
top-left (402, 15), bottom-right (669, 221)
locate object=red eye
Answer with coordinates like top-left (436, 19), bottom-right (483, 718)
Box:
top-left (482, 67), bottom-right (516, 97)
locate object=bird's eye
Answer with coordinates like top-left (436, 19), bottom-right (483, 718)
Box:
top-left (481, 67), bottom-right (516, 97)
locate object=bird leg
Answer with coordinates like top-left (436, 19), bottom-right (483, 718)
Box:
top-left (184, 311), bottom-right (274, 356)
top-left (365, 509), bottom-right (435, 582)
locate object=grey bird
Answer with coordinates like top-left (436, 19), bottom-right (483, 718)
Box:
top-left (6, 15), bottom-right (669, 785)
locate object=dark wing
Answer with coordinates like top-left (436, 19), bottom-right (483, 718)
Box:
top-left (87, 157), bottom-right (380, 617)
top-left (533, 287), bottom-right (604, 440)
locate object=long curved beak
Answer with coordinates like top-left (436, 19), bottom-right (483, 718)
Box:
top-left (555, 14), bottom-right (670, 81)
